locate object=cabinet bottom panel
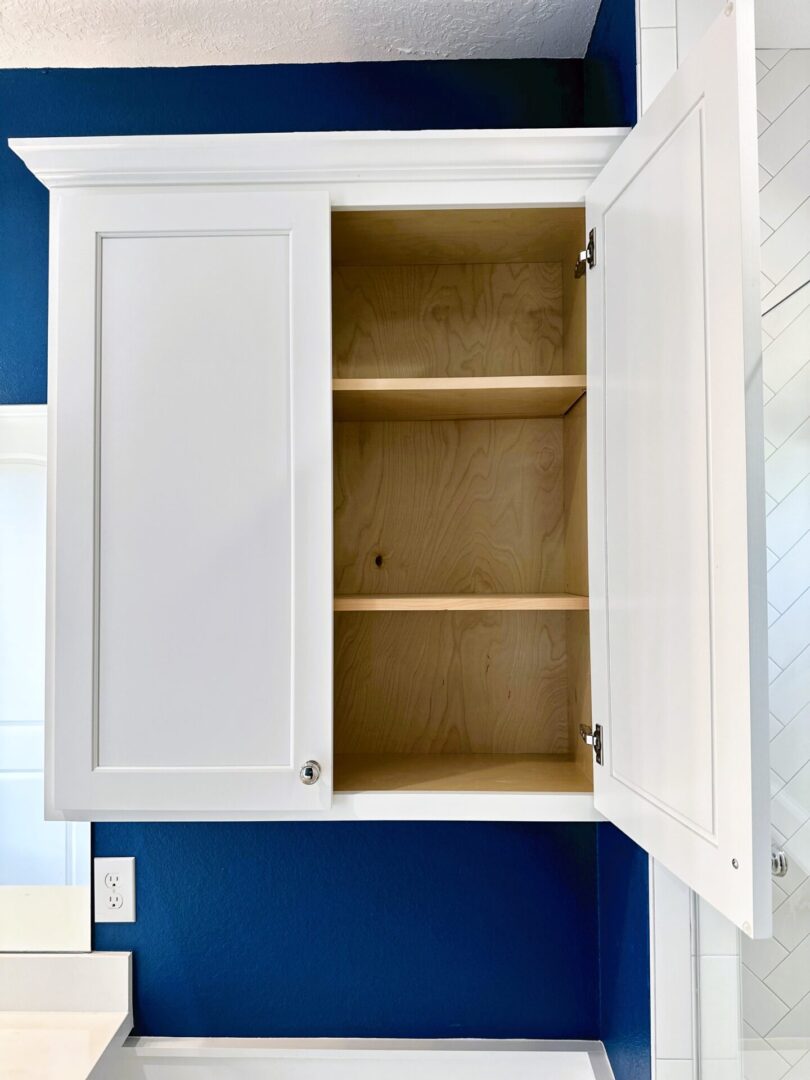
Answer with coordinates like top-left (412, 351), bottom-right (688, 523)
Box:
top-left (334, 753), bottom-right (592, 794)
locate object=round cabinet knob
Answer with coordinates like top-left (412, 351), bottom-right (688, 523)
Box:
top-left (299, 760), bottom-right (321, 785)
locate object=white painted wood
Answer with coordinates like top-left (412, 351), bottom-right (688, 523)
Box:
top-left (47, 189), bottom-right (332, 815)
top-left (96, 1038), bottom-right (612, 1080)
top-left (57, 790), bottom-right (603, 823)
top-left (587, 3), bottom-right (770, 936)
top-left (8, 129), bottom-right (628, 208)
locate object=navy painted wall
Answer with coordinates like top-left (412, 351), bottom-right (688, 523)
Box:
top-left (94, 822), bottom-right (600, 1037)
top-left (598, 825), bottom-right (652, 1080)
top-left (585, 0), bottom-right (638, 126)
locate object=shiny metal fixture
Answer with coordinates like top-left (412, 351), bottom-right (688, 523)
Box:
top-left (772, 848), bottom-right (788, 878)
top-left (299, 760), bottom-right (321, 785)
top-left (575, 229), bottom-right (596, 278)
top-left (579, 723), bottom-right (603, 766)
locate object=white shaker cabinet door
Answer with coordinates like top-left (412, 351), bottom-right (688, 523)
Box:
top-left (586, 3), bottom-right (771, 936)
top-left (48, 189), bottom-right (333, 816)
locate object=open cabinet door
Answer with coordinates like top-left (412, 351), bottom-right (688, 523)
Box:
top-left (586, 2), bottom-right (770, 936)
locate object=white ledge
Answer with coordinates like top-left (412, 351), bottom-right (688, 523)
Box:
top-left (113, 1037), bottom-right (615, 1079)
top-left (9, 128), bottom-right (628, 196)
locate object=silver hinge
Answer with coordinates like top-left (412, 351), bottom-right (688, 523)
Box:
top-left (574, 229), bottom-right (596, 279)
top-left (579, 723), bottom-right (603, 766)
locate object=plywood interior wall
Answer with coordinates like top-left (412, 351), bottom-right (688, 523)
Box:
top-left (333, 262), bottom-right (564, 378)
top-left (335, 610), bottom-right (568, 755)
top-left (334, 418), bottom-right (566, 596)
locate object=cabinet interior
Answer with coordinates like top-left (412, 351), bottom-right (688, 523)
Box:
top-left (331, 208), bottom-right (591, 794)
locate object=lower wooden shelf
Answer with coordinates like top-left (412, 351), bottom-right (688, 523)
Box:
top-left (334, 594), bottom-right (589, 612)
top-left (334, 754), bottom-right (593, 794)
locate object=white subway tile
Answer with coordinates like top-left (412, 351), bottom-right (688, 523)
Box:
top-left (760, 143), bottom-right (810, 230)
top-left (640, 0), bottom-right (676, 27)
top-left (766, 418), bottom-right (810, 502)
top-left (773, 875), bottom-right (810, 951)
top-left (759, 89), bottom-right (810, 175)
top-left (743, 963), bottom-right (791, 1035)
top-left (758, 52), bottom-right (810, 122)
top-left (766, 481), bottom-right (810, 559)
top-left (769, 589), bottom-right (810, 670)
top-left (641, 28), bottom-right (678, 112)
top-left (764, 362), bottom-right (810, 448)
top-left (771, 648), bottom-right (810, 725)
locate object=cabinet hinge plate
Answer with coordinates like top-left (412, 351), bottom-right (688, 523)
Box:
top-left (574, 228), bottom-right (596, 279)
top-left (579, 723), bottom-right (603, 766)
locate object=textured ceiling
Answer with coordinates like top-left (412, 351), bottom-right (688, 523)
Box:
top-left (0, 0), bottom-right (602, 68)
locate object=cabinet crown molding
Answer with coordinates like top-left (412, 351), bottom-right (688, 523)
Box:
top-left (9, 128), bottom-right (628, 197)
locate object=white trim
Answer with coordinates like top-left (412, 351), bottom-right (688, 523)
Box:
top-left (96, 1038), bottom-right (614, 1080)
top-left (54, 790), bottom-right (603, 822)
top-left (9, 128), bottom-right (628, 207)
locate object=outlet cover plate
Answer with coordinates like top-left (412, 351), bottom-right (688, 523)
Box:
top-left (93, 857), bottom-right (136, 923)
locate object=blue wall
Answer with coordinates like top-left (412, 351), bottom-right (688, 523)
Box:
top-left (598, 825), bottom-right (652, 1080)
top-left (2, 41), bottom-right (648, 1064)
top-left (585, 0), bottom-right (638, 126)
top-left (94, 822), bottom-right (600, 1037)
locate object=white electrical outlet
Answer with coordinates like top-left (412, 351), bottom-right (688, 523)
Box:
top-left (94, 857), bottom-right (136, 923)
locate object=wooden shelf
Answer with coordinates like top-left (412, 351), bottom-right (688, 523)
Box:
top-left (334, 754), bottom-right (593, 794)
top-left (334, 593), bottom-right (589, 612)
top-left (332, 376), bottom-right (586, 422)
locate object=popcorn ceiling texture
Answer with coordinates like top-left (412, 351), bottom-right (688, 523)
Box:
top-left (0, 0), bottom-right (602, 67)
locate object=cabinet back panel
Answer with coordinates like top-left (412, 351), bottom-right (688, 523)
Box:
top-left (333, 262), bottom-right (563, 378)
top-left (334, 418), bottom-right (565, 595)
top-left (335, 610), bottom-right (569, 755)
top-left (331, 208), bottom-right (586, 267)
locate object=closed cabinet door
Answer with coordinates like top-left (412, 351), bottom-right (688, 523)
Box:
top-left (586, 3), bottom-right (771, 936)
top-left (49, 189), bottom-right (333, 816)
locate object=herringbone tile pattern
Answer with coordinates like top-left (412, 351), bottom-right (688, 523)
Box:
top-left (742, 47), bottom-right (810, 1080)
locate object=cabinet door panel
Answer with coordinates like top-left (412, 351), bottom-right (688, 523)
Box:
top-left (586, 4), bottom-right (770, 935)
top-left (50, 190), bottom-right (332, 815)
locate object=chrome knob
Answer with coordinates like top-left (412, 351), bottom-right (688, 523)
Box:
top-left (772, 848), bottom-right (788, 878)
top-left (299, 760), bottom-right (321, 785)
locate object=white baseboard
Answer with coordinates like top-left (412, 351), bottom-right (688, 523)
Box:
top-left (97, 1037), bottom-right (615, 1080)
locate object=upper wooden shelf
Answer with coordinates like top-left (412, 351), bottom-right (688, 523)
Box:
top-left (332, 376), bottom-right (586, 422)
top-left (334, 594), bottom-right (589, 612)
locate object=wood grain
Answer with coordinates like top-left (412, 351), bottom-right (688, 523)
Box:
top-left (334, 753), bottom-right (593, 793)
top-left (334, 418), bottom-right (565, 595)
top-left (567, 612), bottom-right (593, 785)
top-left (332, 376), bottom-right (586, 422)
top-left (334, 610), bottom-right (569, 755)
top-left (563, 395), bottom-right (588, 596)
top-left (332, 208), bottom-right (586, 266)
top-left (334, 594), bottom-right (589, 611)
top-left (333, 262), bottom-right (564, 378)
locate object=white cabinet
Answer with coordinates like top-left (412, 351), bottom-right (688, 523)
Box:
top-left (10, 4), bottom-right (770, 935)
